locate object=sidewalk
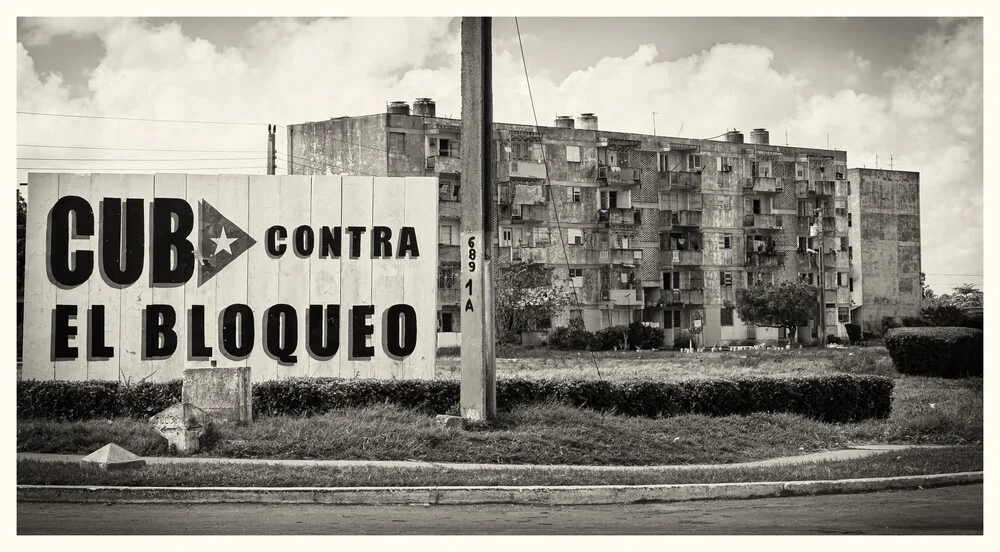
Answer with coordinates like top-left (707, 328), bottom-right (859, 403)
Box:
top-left (18, 444), bottom-right (937, 471)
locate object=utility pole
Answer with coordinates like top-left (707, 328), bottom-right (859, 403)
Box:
top-left (459, 16), bottom-right (496, 421)
top-left (814, 203), bottom-right (827, 347)
top-left (266, 124), bottom-right (277, 175)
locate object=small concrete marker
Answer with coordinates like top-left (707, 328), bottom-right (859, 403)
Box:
top-left (79, 444), bottom-right (146, 471)
top-left (435, 415), bottom-right (464, 430)
top-left (150, 403), bottom-right (213, 454)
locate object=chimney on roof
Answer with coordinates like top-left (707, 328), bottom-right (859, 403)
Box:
top-left (554, 115), bottom-right (575, 129)
top-left (413, 98), bottom-right (436, 117)
top-left (577, 113), bottom-right (598, 131)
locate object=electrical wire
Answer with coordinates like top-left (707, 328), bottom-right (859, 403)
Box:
top-left (17, 165), bottom-right (264, 172)
top-left (17, 110), bottom-right (266, 126)
top-left (515, 16), bottom-right (603, 380)
top-left (17, 156), bottom-right (262, 162)
top-left (18, 143), bottom-right (261, 154)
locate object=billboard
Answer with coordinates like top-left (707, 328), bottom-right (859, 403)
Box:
top-left (21, 173), bottom-right (438, 382)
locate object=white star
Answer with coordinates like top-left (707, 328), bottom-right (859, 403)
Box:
top-left (212, 227), bottom-right (237, 256)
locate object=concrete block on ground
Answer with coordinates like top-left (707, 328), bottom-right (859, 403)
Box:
top-left (149, 403), bottom-right (213, 455)
top-left (80, 443), bottom-right (146, 471)
top-left (435, 415), bottom-right (464, 430)
top-left (182, 367), bottom-right (252, 425)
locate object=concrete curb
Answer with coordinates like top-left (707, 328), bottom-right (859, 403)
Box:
top-left (16, 471), bottom-right (983, 506)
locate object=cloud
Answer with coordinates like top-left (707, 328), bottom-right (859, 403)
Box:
top-left (16, 17), bottom-right (982, 291)
top-left (19, 17), bottom-right (132, 46)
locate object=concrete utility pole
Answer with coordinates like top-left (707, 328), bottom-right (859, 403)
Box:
top-left (459, 17), bottom-right (496, 421)
top-left (815, 203), bottom-right (827, 347)
top-left (266, 124), bottom-right (277, 175)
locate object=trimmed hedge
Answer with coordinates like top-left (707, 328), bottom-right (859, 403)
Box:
top-left (845, 323), bottom-right (862, 344)
top-left (19, 374), bottom-right (893, 423)
top-left (884, 327), bottom-right (983, 378)
top-left (16, 380), bottom-right (182, 421)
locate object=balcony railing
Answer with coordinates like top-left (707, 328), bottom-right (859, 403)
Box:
top-left (743, 214), bottom-right (783, 230)
top-left (667, 170), bottom-right (702, 191)
top-left (598, 249), bottom-right (642, 265)
top-left (598, 207), bottom-right (637, 229)
top-left (598, 165), bottom-right (641, 184)
top-left (509, 159), bottom-right (547, 180)
top-left (511, 204), bottom-right (547, 224)
top-left (744, 176), bottom-right (782, 193)
top-left (439, 200), bottom-right (461, 219)
top-left (426, 154), bottom-right (462, 174)
top-left (662, 249), bottom-right (703, 266)
top-left (745, 251), bottom-right (785, 268)
top-left (601, 288), bottom-right (642, 305)
top-left (796, 180), bottom-right (836, 197)
top-left (659, 289), bottom-right (705, 306)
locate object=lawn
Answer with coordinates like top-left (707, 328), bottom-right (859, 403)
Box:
top-left (17, 446), bottom-right (982, 488)
top-left (17, 347), bottom-right (982, 465)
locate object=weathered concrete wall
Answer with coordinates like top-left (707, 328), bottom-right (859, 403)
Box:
top-left (287, 114), bottom-right (388, 176)
top-left (849, 168), bottom-right (921, 331)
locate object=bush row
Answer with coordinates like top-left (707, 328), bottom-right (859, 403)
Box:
top-left (18, 374), bottom-right (893, 423)
top-left (884, 327), bottom-right (983, 378)
top-left (548, 322), bottom-right (664, 351)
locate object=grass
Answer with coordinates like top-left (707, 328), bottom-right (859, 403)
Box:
top-left (17, 446), bottom-right (982, 488)
top-left (17, 348), bottom-right (981, 465)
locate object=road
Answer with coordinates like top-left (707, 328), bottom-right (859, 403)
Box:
top-left (18, 484), bottom-right (982, 535)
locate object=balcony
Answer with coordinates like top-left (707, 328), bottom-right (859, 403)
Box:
top-left (426, 155), bottom-right (461, 175)
top-left (437, 288), bottom-right (460, 305)
top-left (598, 165), bottom-right (640, 185)
top-left (743, 176), bottom-right (782, 193)
top-left (662, 249), bottom-right (703, 266)
top-left (511, 204), bottom-right (547, 224)
top-left (509, 159), bottom-right (547, 180)
top-left (601, 288), bottom-right (642, 305)
top-left (659, 210), bottom-right (702, 228)
top-left (439, 242), bottom-right (460, 263)
top-left (514, 246), bottom-right (548, 263)
top-left (796, 180), bottom-right (836, 197)
top-left (745, 251), bottom-right (785, 268)
top-left (666, 170), bottom-right (702, 191)
top-left (599, 248), bottom-right (642, 265)
top-left (659, 289), bottom-right (705, 306)
top-left (439, 200), bottom-right (461, 219)
top-left (743, 214), bottom-right (783, 231)
top-left (598, 207), bottom-right (637, 229)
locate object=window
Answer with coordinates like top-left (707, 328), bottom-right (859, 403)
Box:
top-left (687, 154), bottom-right (702, 171)
top-left (717, 197), bottom-right (726, 210)
top-left (568, 228), bottom-right (584, 245)
top-left (795, 164), bottom-right (806, 179)
top-left (658, 153), bottom-right (669, 173)
top-left (840, 238), bottom-right (848, 252)
top-left (439, 138), bottom-right (452, 157)
top-left (535, 316), bottom-right (552, 331)
top-left (750, 161), bottom-right (759, 177)
top-left (569, 268), bottom-right (583, 288)
top-left (848, 213), bottom-right (852, 227)
top-left (838, 307), bottom-right (850, 323)
top-left (798, 236), bottom-right (808, 253)
top-left (747, 272), bottom-right (754, 286)
top-left (721, 307), bottom-right (734, 326)
top-left (799, 272), bottom-right (814, 285)
top-left (721, 234), bottom-right (732, 249)
top-left (665, 310), bottom-right (682, 329)
top-left (389, 132), bottom-right (405, 153)
top-left (848, 181), bottom-right (852, 195)
top-left (566, 145), bottom-right (581, 163)
top-left (500, 227), bottom-right (512, 247)
top-left (633, 250), bottom-right (643, 261)
top-left (569, 187), bottom-right (582, 203)
top-left (663, 271), bottom-right (680, 290)
top-left (439, 224), bottom-right (453, 245)
top-left (438, 267), bottom-right (456, 289)
top-left (849, 277), bottom-right (854, 292)
top-left (837, 272), bottom-right (844, 287)
top-left (439, 312), bottom-right (454, 333)
top-left (719, 271), bottom-right (733, 286)
top-left (848, 246), bottom-right (853, 261)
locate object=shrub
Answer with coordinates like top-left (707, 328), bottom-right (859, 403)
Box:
top-left (673, 330), bottom-right (692, 350)
top-left (548, 326), bottom-right (594, 351)
top-left (826, 335), bottom-right (843, 345)
top-left (831, 350), bottom-right (896, 377)
top-left (882, 316), bottom-right (902, 332)
top-left (592, 325), bottom-right (628, 351)
top-left (921, 304), bottom-right (966, 327)
top-left (16, 380), bottom-right (181, 421)
top-left (901, 316), bottom-right (928, 327)
top-left (845, 323), bottom-right (862, 344)
top-left (961, 312), bottom-right (983, 330)
top-left (884, 327), bottom-right (983, 378)
top-left (17, 375), bottom-right (894, 423)
top-left (627, 322), bottom-right (665, 350)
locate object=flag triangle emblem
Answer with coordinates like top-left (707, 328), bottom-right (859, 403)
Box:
top-left (199, 200), bottom-right (256, 286)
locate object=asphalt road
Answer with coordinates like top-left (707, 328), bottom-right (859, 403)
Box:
top-left (18, 484), bottom-right (982, 535)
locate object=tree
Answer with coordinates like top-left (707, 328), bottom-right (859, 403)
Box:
top-left (945, 283), bottom-right (983, 309)
top-left (921, 272), bottom-right (936, 301)
top-left (17, 191), bottom-right (26, 295)
top-left (493, 260), bottom-right (572, 345)
top-left (733, 281), bottom-right (818, 342)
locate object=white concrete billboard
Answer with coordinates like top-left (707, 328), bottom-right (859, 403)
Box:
top-left (22, 174), bottom-right (438, 382)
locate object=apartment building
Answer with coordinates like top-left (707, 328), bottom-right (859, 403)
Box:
top-left (287, 98), bottom-right (903, 346)
top-left (847, 168), bottom-right (922, 332)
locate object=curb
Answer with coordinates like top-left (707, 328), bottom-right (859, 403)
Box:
top-left (16, 471), bottom-right (983, 506)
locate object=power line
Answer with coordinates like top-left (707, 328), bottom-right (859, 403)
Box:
top-left (275, 152), bottom-right (379, 177)
top-left (18, 165), bottom-right (264, 172)
top-left (18, 143), bottom-right (260, 154)
top-left (17, 110), bottom-right (266, 126)
top-left (515, 16), bottom-right (603, 381)
top-left (17, 156), bottom-right (261, 162)
top-left (923, 273), bottom-right (983, 277)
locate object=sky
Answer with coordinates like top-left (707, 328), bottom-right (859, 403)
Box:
top-left (14, 16), bottom-right (983, 295)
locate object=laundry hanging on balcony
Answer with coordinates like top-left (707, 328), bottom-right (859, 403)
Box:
top-left (512, 184), bottom-right (545, 205)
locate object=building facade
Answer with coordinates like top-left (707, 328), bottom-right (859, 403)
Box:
top-left (287, 99), bottom-right (914, 346)
top-left (847, 168), bottom-right (922, 332)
